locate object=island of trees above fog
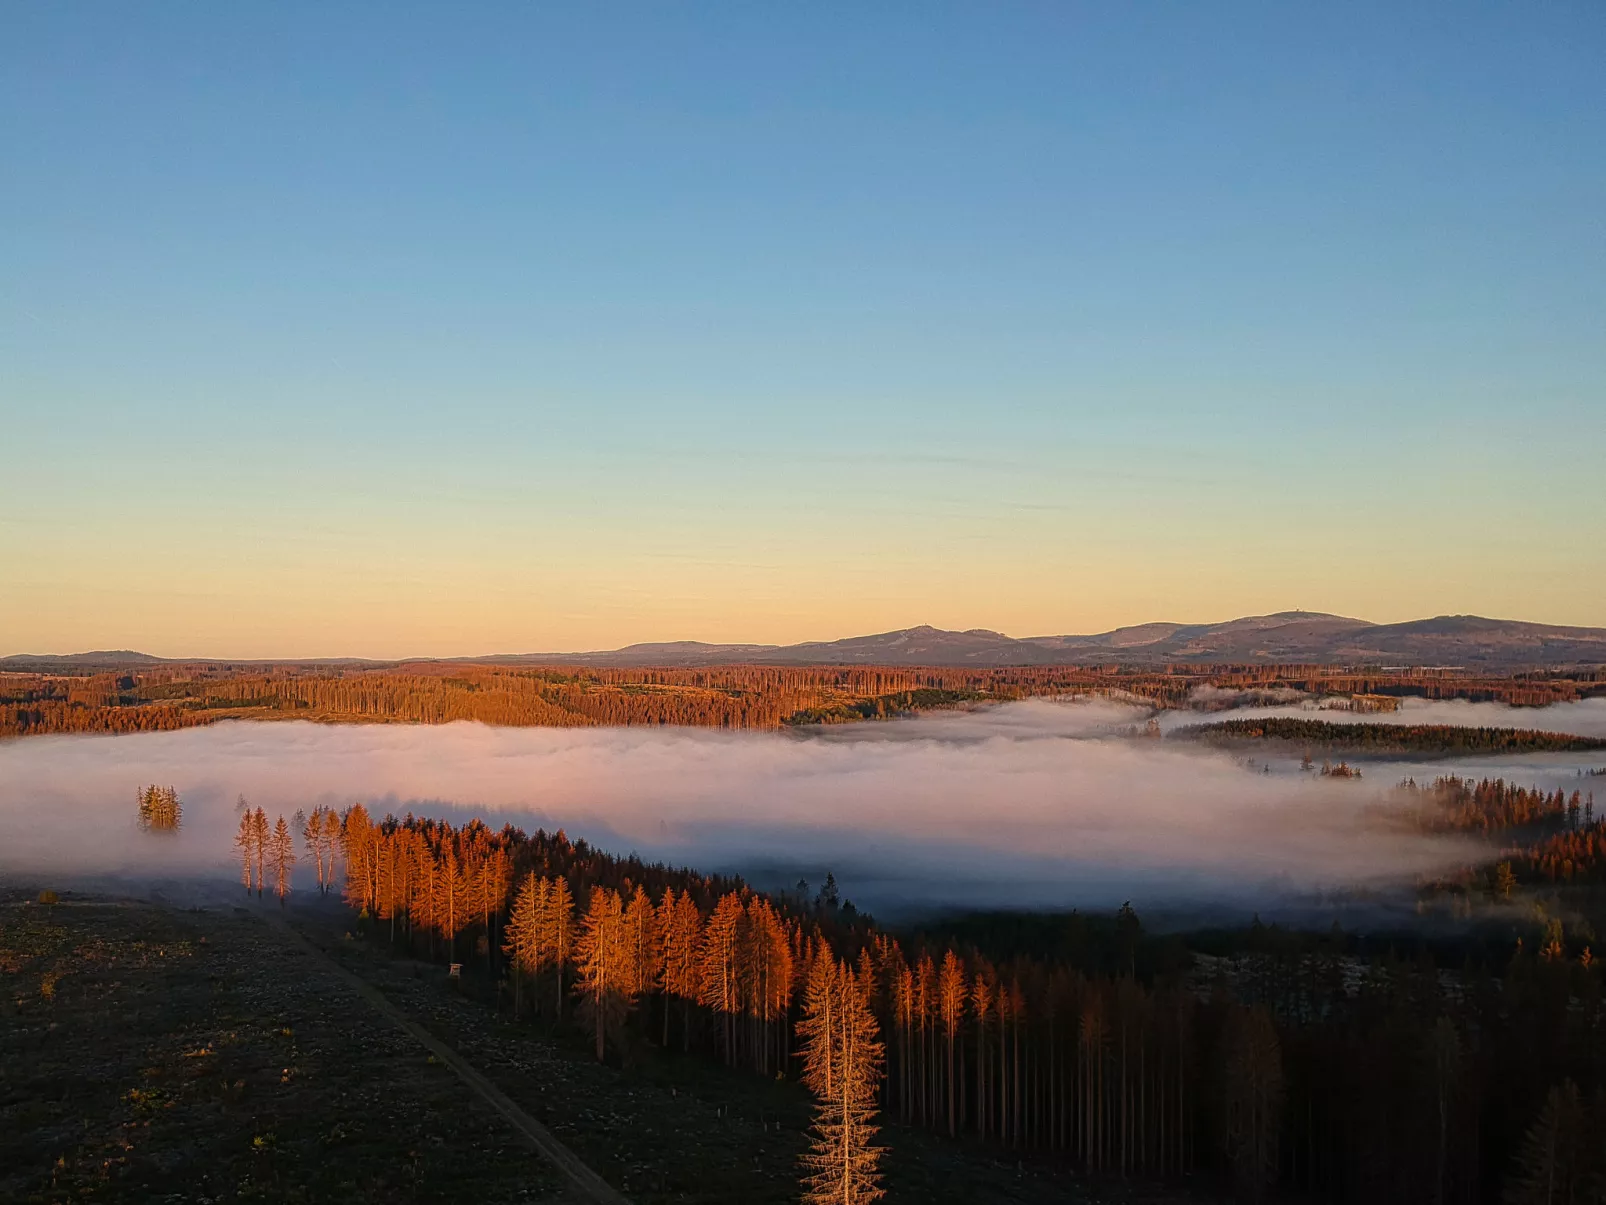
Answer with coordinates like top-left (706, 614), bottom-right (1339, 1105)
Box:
top-left (1172, 718), bottom-right (1606, 757)
top-left (2, 656), bottom-right (1602, 739)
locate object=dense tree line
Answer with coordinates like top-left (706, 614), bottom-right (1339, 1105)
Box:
top-left (784, 688), bottom-right (987, 725)
top-left (1404, 776), bottom-right (1606, 894)
top-left (1510, 822), bottom-right (1606, 887)
top-left (5, 665), bottom-right (1092, 734)
top-left (152, 663), bottom-right (1147, 729)
top-left (1175, 718), bottom-right (1606, 756)
top-left (1404, 776), bottom-right (1597, 836)
top-left (1292, 675), bottom-right (1604, 708)
top-left (6, 662), bottom-right (1601, 738)
top-left (0, 700), bottom-right (209, 737)
top-left (298, 805), bottom-right (1606, 1202)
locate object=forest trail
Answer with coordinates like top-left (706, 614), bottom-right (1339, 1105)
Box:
top-left (248, 902), bottom-right (631, 1205)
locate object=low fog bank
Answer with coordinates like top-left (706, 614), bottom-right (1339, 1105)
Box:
top-left (803, 696), bottom-right (1145, 744)
top-left (1318, 752), bottom-right (1604, 798)
top-left (0, 704), bottom-right (1488, 919)
top-left (1155, 695), bottom-right (1606, 738)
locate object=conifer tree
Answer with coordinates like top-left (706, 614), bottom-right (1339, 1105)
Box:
top-left (743, 896), bottom-right (794, 1074)
top-left (1495, 861), bottom-right (1518, 901)
top-left (269, 814), bottom-right (295, 905)
top-left (1504, 1080), bottom-right (1587, 1205)
top-left (971, 970), bottom-right (993, 1140)
top-left (302, 806), bottom-right (334, 894)
top-left (798, 958), bottom-right (886, 1205)
top-left (503, 872), bottom-right (546, 1016)
top-left (412, 838), bottom-right (440, 949)
top-left (251, 807), bottom-right (270, 898)
top-left (798, 954), bottom-right (840, 1100)
top-left (340, 804), bottom-right (375, 913)
top-left (235, 811), bottom-right (255, 892)
top-left (321, 807), bottom-right (344, 893)
top-left (938, 949), bottom-right (966, 1137)
top-left (1222, 1005), bottom-right (1283, 1204)
top-left (441, 845), bottom-right (470, 961)
top-left (1431, 1016), bottom-right (1462, 1205)
top-left (479, 847), bottom-right (511, 974)
top-left (545, 875), bottom-right (576, 1018)
top-left (700, 892), bottom-right (746, 1064)
top-left (624, 884), bottom-right (663, 1001)
top-left (660, 887), bottom-right (704, 1049)
top-left (575, 886), bottom-right (631, 1060)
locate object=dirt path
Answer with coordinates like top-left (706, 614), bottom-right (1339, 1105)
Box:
top-left (251, 904), bottom-right (629, 1205)
top-left (2, 891), bottom-right (577, 1202)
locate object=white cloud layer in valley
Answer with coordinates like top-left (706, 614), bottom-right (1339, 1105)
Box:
top-left (0, 698), bottom-right (1543, 917)
top-left (1156, 695), bottom-right (1606, 737)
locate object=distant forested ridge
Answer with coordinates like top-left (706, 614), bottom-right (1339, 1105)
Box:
top-left (2, 659), bottom-right (1602, 738)
top-left (0, 665), bottom-right (1097, 737)
top-left (1172, 717), bottom-right (1606, 756)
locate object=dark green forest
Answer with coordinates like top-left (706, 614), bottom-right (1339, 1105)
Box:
top-left (1172, 718), bottom-right (1606, 757)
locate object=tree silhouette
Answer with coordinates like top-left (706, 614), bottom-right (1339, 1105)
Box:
top-left (1504, 1080), bottom-right (1588, 1205)
top-left (1222, 1005), bottom-right (1283, 1204)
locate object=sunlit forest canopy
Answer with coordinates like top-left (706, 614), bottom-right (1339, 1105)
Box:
top-left (2, 661), bottom-right (1601, 738)
top-left (283, 787), bottom-right (1606, 1204)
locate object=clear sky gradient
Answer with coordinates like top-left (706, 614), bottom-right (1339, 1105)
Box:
top-left (4, 3), bottom-right (1603, 657)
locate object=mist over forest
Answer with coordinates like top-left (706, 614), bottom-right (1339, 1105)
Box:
top-left (1156, 693), bottom-right (1606, 737)
top-left (7, 695), bottom-right (1584, 917)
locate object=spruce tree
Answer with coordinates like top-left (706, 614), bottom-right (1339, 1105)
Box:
top-left (250, 808), bottom-right (270, 897)
top-left (660, 888), bottom-right (704, 1049)
top-left (544, 876), bottom-right (575, 1019)
top-left (1505, 1080), bottom-right (1586, 1205)
top-left (1222, 1005), bottom-right (1283, 1204)
top-left (575, 887), bottom-right (631, 1060)
top-left (799, 958), bottom-right (886, 1205)
top-left (502, 872), bottom-right (546, 1016)
top-left (269, 814), bottom-right (295, 905)
top-left (699, 892), bottom-right (746, 1064)
top-left (235, 811), bottom-right (255, 892)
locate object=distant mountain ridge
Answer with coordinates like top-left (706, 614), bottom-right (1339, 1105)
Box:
top-left (1, 650), bottom-right (166, 666)
top-left (7, 612), bottom-right (1606, 672)
top-left (499, 612), bottom-right (1606, 670)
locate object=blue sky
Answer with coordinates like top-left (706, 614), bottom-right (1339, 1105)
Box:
top-left (3, 3), bottom-right (1603, 656)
